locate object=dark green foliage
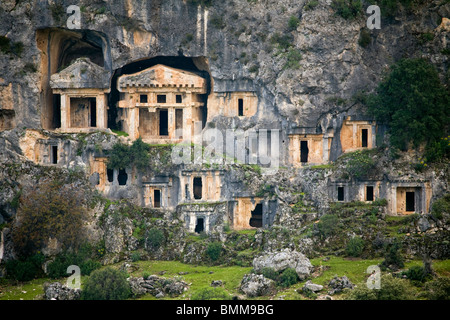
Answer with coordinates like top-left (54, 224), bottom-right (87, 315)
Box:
top-left (287, 16), bottom-right (300, 31)
top-left (12, 178), bottom-right (88, 258)
top-left (279, 268), bottom-right (299, 287)
top-left (367, 58), bottom-right (449, 153)
top-left (191, 287), bottom-right (231, 300)
top-left (381, 239), bottom-right (404, 270)
top-left (348, 274), bottom-right (415, 300)
top-left (358, 29), bottom-right (371, 48)
top-left (107, 142), bottom-right (129, 169)
top-left (4, 253), bottom-right (45, 282)
top-left (206, 241), bottom-right (222, 261)
top-left (403, 265), bottom-right (428, 282)
top-left (146, 228), bottom-right (165, 250)
top-left (47, 246), bottom-right (101, 278)
top-left (0, 36), bottom-right (11, 53)
top-left (284, 48), bottom-right (302, 70)
top-left (344, 150), bottom-right (376, 179)
top-left (0, 36), bottom-right (24, 57)
top-left (431, 194), bottom-right (450, 220)
top-left (107, 138), bottom-right (150, 171)
top-left (422, 277), bottom-right (450, 300)
top-left (259, 267), bottom-right (279, 281)
top-left (81, 267), bottom-right (131, 300)
top-left (270, 33), bottom-right (293, 50)
top-left (210, 14), bottom-right (225, 29)
top-left (331, 0), bottom-right (363, 20)
top-left (304, 0), bottom-right (319, 10)
top-left (346, 237), bottom-right (365, 257)
top-left (425, 136), bottom-right (450, 163)
top-left (317, 214), bottom-right (339, 238)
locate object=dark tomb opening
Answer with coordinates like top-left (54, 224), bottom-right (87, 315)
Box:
top-left (238, 98), bottom-right (244, 116)
top-left (52, 94), bottom-right (61, 129)
top-left (51, 145), bottom-right (58, 164)
top-left (300, 141), bottom-right (309, 163)
top-left (366, 186), bottom-right (374, 201)
top-left (90, 98), bottom-right (97, 127)
top-left (195, 217), bottom-right (204, 233)
top-left (107, 168), bottom-right (114, 182)
top-left (157, 94), bottom-right (167, 104)
top-left (159, 109), bottom-right (169, 136)
top-left (154, 189), bottom-right (161, 208)
top-left (337, 186), bottom-right (344, 201)
top-left (362, 129), bottom-right (368, 148)
top-left (249, 203), bottom-right (263, 228)
top-left (193, 177), bottom-right (202, 200)
top-left (406, 191), bottom-right (415, 212)
top-left (140, 94), bottom-right (148, 103)
top-left (118, 168), bottom-right (128, 185)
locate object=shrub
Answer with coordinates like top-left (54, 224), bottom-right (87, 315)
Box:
top-left (287, 16), bottom-right (300, 31)
top-left (146, 228), bottom-right (165, 250)
top-left (80, 259), bottom-right (102, 276)
top-left (283, 47), bottom-right (302, 70)
top-left (381, 239), bottom-right (404, 271)
top-left (367, 58), bottom-right (449, 153)
top-left (431, 194), bottom-right (450, 220)
top-left (346, 237), bottom-right (365, 257)
top-left (331, 0), bottom-right (363, 20)
top-left (47, 251), bottom-right (101, 278)
top-left (304, 0), bottom-right (319, 11)
top-left (206, 241), bottom-right (222, 262)
top-left (347, 274), bottom-right (415, 300)
top-left (344, 150), bottom-right (376, 179)
top-left (12, 178), bottom-right (88, 258)
top-left (317, 214), bottom-right (339, 238)
top-left (191, 287), bottom-right (232, 300)
top-left (358, 29), bottom-right (371, 48)
top-left (4, 253), bottom-right (45, 282)
top-left (108, 138), bottom-right (150, 171)
top-left (422, 277), bottom-right (450, 300)
top-left (81, 267), bottom-right (131, 300)
top-left (403, 266), bottom-right (427, 282)
top-left (259, 267), bottom-right (279, 281)
top-left (279, 268), bottom-right (299, 287)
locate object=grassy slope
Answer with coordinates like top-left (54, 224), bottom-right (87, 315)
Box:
top-left (1, 258), bottom-right (449, 300)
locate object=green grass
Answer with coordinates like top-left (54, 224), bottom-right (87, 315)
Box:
top-left (127, 260), bottom-right (252, 300)
top-left (2, 258), bottom-right (449, 300)
top-left (111, 129), bottom-right (129, 137)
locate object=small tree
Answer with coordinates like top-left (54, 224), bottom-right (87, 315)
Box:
top-left (206, 241), bottom-right (222, 262)
top-left (12, 178), bottom-right (88, 258)
top-left (81, 267), bottom-right (131, 300)
top-left (367, 58), bottom-right (449, 153)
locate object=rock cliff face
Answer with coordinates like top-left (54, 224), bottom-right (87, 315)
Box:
top-left (0, 0), bottom-right (449, 265)
top-left (0, 0), bottom-right (448, 135)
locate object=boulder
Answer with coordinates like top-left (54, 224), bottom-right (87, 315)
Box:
top-left (128, 275), bottom-right (188, 298)
top-left (252, 248), bottom-right (313, 280)
top-left (211, 280), bottom-right (223, 287)
top-left (43, 282), bottom-right (81, 300)
top-left (303, 280), bottom-right (323, 293)
top-left (327, 276), bottom-right (354, 295)
top-left (240, 273), bottom-right (276, 298)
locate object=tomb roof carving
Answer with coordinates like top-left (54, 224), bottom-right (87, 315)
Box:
top-left (117, 64), bottom-right (206, 92)
top-left (50, 57), bottom-right (111, 90)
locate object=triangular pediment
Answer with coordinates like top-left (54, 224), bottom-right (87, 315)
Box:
top-left (50, 58), bottom-right (110, 89)
top-left (117, 64), bottom-right (206, 92)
